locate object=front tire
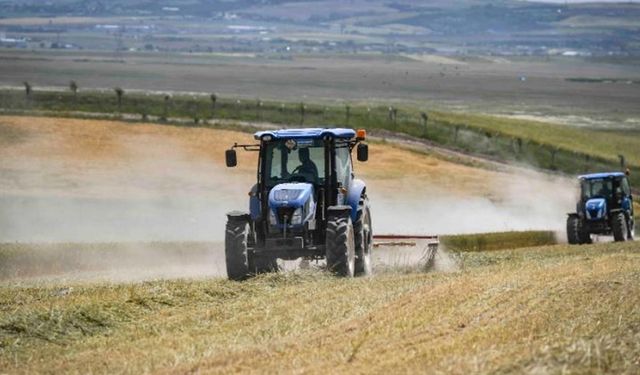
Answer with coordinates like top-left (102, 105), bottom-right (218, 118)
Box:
top-left (567, 215), bottom-right (591, 245)
top-left (354, 199), bottom-right (372, 276)
top-left (225, 220), bottom-right (252, 280)
top-left (326, 215), bottom-right (355, 277)
top-left (612, 212), bottom-right (629, 242)
top-left (567, 215), bottom-right (581, 245)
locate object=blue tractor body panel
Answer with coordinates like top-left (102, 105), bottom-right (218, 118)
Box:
top-left (254, 128), bottom-right (356, 140)
top-left (250, 194), bottom-right (261, 221)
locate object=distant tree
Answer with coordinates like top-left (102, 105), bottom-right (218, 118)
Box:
top-left (23, 81), bottom-right (32, 100)
top-left (210, 93), bottom-right (217, 118)
top-left (235, 99), bottom-right (242, 116)
top-left (256, 98), bottom-right (263, 120)
top-left (114, 87), bottom-right (124, 113)
top-left (191, 96), bottom-right (199, 124)
top-left (388, 106), bottom-right (397, 124)
top-left (345, 104), bottom-right (351, 125)
top-left (420, 112), bottom-right (429, 136)
top-left (619, 154), bottom-right (626, 169)
top-left (162, 94), bottom-right (170, 121)
top-left (69, 80), bottom-right (78, 104)
top-left (550, 148), bottom-right (558, 169)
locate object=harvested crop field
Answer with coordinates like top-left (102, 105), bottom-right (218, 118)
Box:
top-left (0, 115), bottom-right (638, 374)
top-left (1, 242), bottom-right (639, 374)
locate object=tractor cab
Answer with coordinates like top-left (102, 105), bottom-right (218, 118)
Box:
top-left (224, 128), bottom-right (371, 280)
top-left (567, 171), bottom-right (634, 244)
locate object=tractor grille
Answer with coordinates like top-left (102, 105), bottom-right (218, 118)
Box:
top-left (276, 207), bottom-right (296, 224)
top-left (588, 208), bottom-right (601, 219)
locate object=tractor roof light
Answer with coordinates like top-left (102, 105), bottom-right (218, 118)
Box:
top-left (262, 135), bottom-right (273, 142)
top-left (356, 129), bottom-right (366, 141)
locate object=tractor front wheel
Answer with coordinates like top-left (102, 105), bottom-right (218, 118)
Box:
top-left (567, 215), bottom-right (591, 245)
top-left (225, 220), bottom-right (252, 280)
top-left (612, 212), bottom-right (629, 242)
top-left (326, 214), bottom-right (356, 277)
top-left (567, 215), bottom-right (582, 245)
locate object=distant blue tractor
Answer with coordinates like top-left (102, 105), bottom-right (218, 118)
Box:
top-left (567, 172), bottom-right (635, 244)
top-left (224, 128), bottom-right (372, 280)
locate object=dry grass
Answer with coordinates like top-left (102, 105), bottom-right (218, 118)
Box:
top-left (1, 242), bottom-right (638, 374)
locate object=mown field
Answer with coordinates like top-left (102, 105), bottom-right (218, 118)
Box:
top-left (1, 241), bottom-right (639, 374)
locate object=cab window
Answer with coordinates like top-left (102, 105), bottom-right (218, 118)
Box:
top-left (335, 146), bottom-right (352, 189)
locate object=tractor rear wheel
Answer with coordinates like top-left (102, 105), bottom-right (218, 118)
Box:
top-left (225, 220), bottom-right (252, 280)
top-left (566, 216), bottom-right (582, 245)
top-left (325, 215), bottom-right (355, 277)
top-left (354, 199), bottom-right (372, 276)
top-left (612, 212), bottom-right (629, 242)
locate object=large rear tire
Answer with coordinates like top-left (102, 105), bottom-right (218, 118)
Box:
top-left (225, 220), bottom-right (252, 280)
top-left (326, 214), bottom-right (355, 277)
top-left (354, 199), bottom-right (372, 276)
top-left (612, 212), bottom-right (629, 242)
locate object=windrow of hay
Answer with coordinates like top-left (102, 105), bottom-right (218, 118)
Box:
top-left (440, 230), bottom-right (558, 252)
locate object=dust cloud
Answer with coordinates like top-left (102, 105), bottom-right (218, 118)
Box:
top-left (369, 170), bottom-right (576, 237)
top-left (1, 135), bottom-right (250, 243)
top-left (1, 128), bottom-right (250, 281)
top-left (1, 121), bottom-right (576, 282)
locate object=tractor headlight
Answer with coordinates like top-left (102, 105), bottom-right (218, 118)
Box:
top-left (269, 210), bottom-right (278, 225)
top-left (291, 207), bottom-right (303, 225)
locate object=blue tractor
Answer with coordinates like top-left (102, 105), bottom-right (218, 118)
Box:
top-left (224, 128), bottom-right (372, 280)
top-left (567, 172), bottom-right (635, 244)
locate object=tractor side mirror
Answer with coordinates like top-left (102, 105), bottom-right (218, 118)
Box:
top-left (225, 149), bottom-right (237, 167)
top-left (357, 143), bottom-right (368, 162)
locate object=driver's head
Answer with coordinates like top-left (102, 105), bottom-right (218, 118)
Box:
top-left (299, 147), bottom-right (310, 163)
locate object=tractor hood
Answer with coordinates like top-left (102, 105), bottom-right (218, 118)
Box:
top-left (268, 183), bottom-right (313, 208)
top-left (268, 183), bottom-right (316, 228)
top-left (585, 198), bottom-right (606, 220)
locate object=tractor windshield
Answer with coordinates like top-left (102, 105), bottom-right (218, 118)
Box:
top-left (581, 178), bottom-right (613, 200)
top-left (264, 138), bottom-right (325, 187)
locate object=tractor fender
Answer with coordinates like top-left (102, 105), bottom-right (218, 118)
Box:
top-left (226, 211), bottom-right (251, 223)
top-left (347, 179), bottom-right (366, 222)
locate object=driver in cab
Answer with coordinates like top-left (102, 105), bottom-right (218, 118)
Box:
top-left (294, 147), bottom-right (318, 183)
